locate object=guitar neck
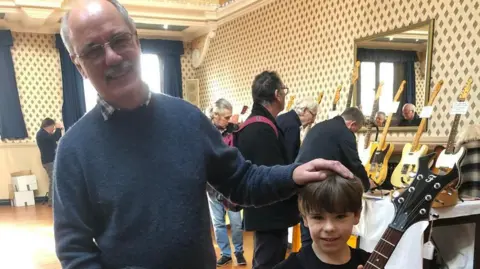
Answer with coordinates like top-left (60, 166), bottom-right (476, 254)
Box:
top-left (333, 104), bottom-right (337, 111)
top-left (346, 84), bottom-right (354, 108)
top-left (378, 112), bottom-right (394, 149)
top-left (445, 114), bottom-right (461, 154)
top-left (364, 227), bottom-right (403, 269)
top-left (411, 117), bottom-right (427, 151)
top-left (363, 98), bottom-right (380, 147)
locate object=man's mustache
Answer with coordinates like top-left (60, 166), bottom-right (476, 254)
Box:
top-left (105, 61), bottom-right (134, 81)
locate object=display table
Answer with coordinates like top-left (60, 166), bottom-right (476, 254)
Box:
top-left (354, 195), bottom-right (480, 269)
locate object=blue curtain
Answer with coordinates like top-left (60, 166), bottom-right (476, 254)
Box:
top-left (0, 30), bottom-right (28, 140)
top-left (357, 48), bottom-right (418, 63)
top-left (403, 61), bottom-right (416, 105)
top-left (140, 39), bottom-right (184, 98)
top-left (55, 34), bottom-right (86, 131)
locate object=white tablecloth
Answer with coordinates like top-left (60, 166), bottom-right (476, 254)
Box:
top-left (353, 197), bottom-right (480, 269)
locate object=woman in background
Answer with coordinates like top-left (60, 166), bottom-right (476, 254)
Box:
top-left (206, 98), bottom-right (247, 266)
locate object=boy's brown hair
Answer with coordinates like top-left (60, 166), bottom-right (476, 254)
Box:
top-left (298, 175), bottom-right (364, 216)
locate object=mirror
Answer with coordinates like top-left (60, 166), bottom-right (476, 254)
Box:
top-left (353, 19), bottom-right (434, 132)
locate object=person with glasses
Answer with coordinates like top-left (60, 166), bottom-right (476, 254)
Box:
top-left (277, 98), bottom-right (318, 163)
top-left (53, 1), bottom-right (356, 269)
top-left (235, 71), bottom-right (300, 269)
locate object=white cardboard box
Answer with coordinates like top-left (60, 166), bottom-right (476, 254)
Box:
top-left (11, 174), bottom-right (38, 191)
top-left (12, 191), bottom-right (35, 207)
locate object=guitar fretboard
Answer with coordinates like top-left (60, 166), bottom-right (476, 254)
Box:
top-left (346, 83), bottom-right (354, 108)
top-left (364, 227), bottom-right (403, 269)
top-left (446, 114), bottom-right (461, 154)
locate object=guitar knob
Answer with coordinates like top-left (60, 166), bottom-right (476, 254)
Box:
top-left (425, 195), bottom-right (432, 201)
top-left (434, 183), bottom-right (441, 189)
top-left (420, 208), bottom-right (426, 215)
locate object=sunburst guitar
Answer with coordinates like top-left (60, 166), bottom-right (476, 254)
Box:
top-left (365, 80), bottom-right (406, 186)
top-left (358, 82), bottom-right (384, 165)
top-left (432, 77), bottom-right (472, 207)
top-left (390, 80), bottom-right (444, 188)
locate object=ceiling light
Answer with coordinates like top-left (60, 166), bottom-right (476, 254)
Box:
top-left (163, 24), bottom-right (168, 29)
top-left (389, 37), bottom-right (393, 41)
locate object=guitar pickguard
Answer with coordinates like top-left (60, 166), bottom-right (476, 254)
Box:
top-left (435, 147), bottom-right (466, 170)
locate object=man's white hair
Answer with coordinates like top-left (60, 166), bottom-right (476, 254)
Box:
top-left (60, 0), bottom-right (137, 55)
top-left (293, 99), bottom-right (318, 115)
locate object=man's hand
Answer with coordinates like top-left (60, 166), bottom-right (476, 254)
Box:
top-left (292, 159), bottom-right (354, 186)
top-left (357, 266), bottom-right (364, 269)
top-left (55, 122), bottom-right (64, 129)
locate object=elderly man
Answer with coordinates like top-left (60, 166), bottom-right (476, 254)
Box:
top-left (398, 103), bottom-right (421, 126)
top-left (53, 1), bottom-right (353, 269)
top-left (277, 98), bottom-right (318, 163)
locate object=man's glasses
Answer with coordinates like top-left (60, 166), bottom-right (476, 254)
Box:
top-left (76, 32), bottom-right (135, 61)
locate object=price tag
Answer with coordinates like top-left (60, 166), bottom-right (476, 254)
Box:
top-left (423, 241), bottom-right (435, 260)
top-left (419, 106), bottom-right (434, 118)
top-left (450, 101), bottom-right (469, 115)
top-left (387, 101), bottom-right (400, 113)
top-left (328, 111), bottom-right (340, 119)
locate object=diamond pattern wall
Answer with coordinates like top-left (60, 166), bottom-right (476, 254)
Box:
top-left (194, 0), bottom-right (480, 139)
top-left (3, 33), bottom-right (63, 144)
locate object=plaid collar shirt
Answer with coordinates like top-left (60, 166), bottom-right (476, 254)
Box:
top-left (98, 90), bottom-right (152, 121)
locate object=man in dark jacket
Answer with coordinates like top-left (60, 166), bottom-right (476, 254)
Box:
top-left (236, 71), bottom-right (299, 269)
top-left (277, 99), bottom-right (318, 163)
top-left (295, 107), bottom-right (371, 246)
top-left (36, 118), bottom-right (63, 206)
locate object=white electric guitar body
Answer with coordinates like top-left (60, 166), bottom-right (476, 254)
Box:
top-left (435, 147), bottom-right (466, 172)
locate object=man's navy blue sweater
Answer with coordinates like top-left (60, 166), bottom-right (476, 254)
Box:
top-left (53, 93), bottom-right (300, 269)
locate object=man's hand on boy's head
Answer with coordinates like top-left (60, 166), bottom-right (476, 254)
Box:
top-left (292, 159), bottom-right (354, 186)
top-left (357, 266), bottom-right (364, 269)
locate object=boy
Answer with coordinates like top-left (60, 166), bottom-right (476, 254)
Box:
top-left (274, 175), bottom-right (370, 269)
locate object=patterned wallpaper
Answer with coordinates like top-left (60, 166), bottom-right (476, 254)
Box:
top-left (194, 0), bottom-right (480, 138)
top-left (181, 42), bottom-right (195, 99)
top-left (2, 33), bottom-right (63, 144)
top-left (415, 61), bottom-right (425, 112)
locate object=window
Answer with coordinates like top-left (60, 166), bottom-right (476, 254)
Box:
top-left (83, 54), bottom-right (162, 113)
top-left (359, 62), bottom-right (394, 117)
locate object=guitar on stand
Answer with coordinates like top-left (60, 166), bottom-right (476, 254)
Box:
top-left (362, 153), bottom-right (463, 269)
top-left (390, 80), bottom-right (444, 189)
top-left (286, 95), bottom-right (295, 111)
top-left (432, 77), bottom-right (472, 208)
top-left (359, 82), bottom-right (384, 165)
top-left (346, 61), bottom-right (361, 109)
top-left (365, 81), bottom-right (406, 187)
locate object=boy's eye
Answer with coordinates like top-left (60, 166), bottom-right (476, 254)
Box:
top-left (312, 215), bottom-right (324, 220)
top-left (336, 214), bottom-right (347, 219)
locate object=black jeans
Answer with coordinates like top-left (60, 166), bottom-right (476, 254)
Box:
top-left (252, 229), bottom-right (288, 269)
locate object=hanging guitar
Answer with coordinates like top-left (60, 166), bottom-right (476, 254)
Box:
top-left (286, 95), bottom-right (295, 111)
top-left (391, 80), bottom-right (444, 188)
top-left (346, 61), bottom-right (361, 109)
top-left (362, 153), bottom-right (463, 269)
top-left (365, 80), bottom-right (406, 186)
top-left (328, 85), bottom-right (343, 119)
top-left (432, 77), bottom-right (472, 208)
top-left (359, 82), bottom-right (384, 165)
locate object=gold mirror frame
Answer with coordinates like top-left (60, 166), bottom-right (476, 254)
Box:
top-left (353, 19), bottom-right (435, 133)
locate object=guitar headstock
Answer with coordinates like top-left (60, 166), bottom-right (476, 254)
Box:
top-left (317, 91), bottom-right (324, 104)
top-left (375, 81), bottom-right (384, 100)
top-left (351, 61), bottom-right (360, 83)
top-left (286, 95), bottom-right (296, 110)
top-left (390, 153), bottom-right (461, 232)
top-left (428, 80), bottom-right (444, 105)
top-left (458, 77), bottom-right (473, 102)
top-left (240, 105), bottom-right (249, 115)
top-left (333, 85), bottom-right (342, 105)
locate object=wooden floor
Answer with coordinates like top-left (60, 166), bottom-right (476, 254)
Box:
top-left (0, 205), bottom-right (255, 269)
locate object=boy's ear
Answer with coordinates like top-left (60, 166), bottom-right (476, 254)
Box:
top-left (302, 216), bottom-right (309, 227)
top-left (353, 210), bottom-right (361, 225)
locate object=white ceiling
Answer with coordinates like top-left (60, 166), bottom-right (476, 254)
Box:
top-left (0, 0), bottom-right (274, 41)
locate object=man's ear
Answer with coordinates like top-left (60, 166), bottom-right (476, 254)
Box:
top-left (71, 55), bottom-right (87, 78)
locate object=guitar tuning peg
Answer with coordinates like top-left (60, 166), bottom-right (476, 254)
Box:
top-left (430, 213), bottom-right (439, 219)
